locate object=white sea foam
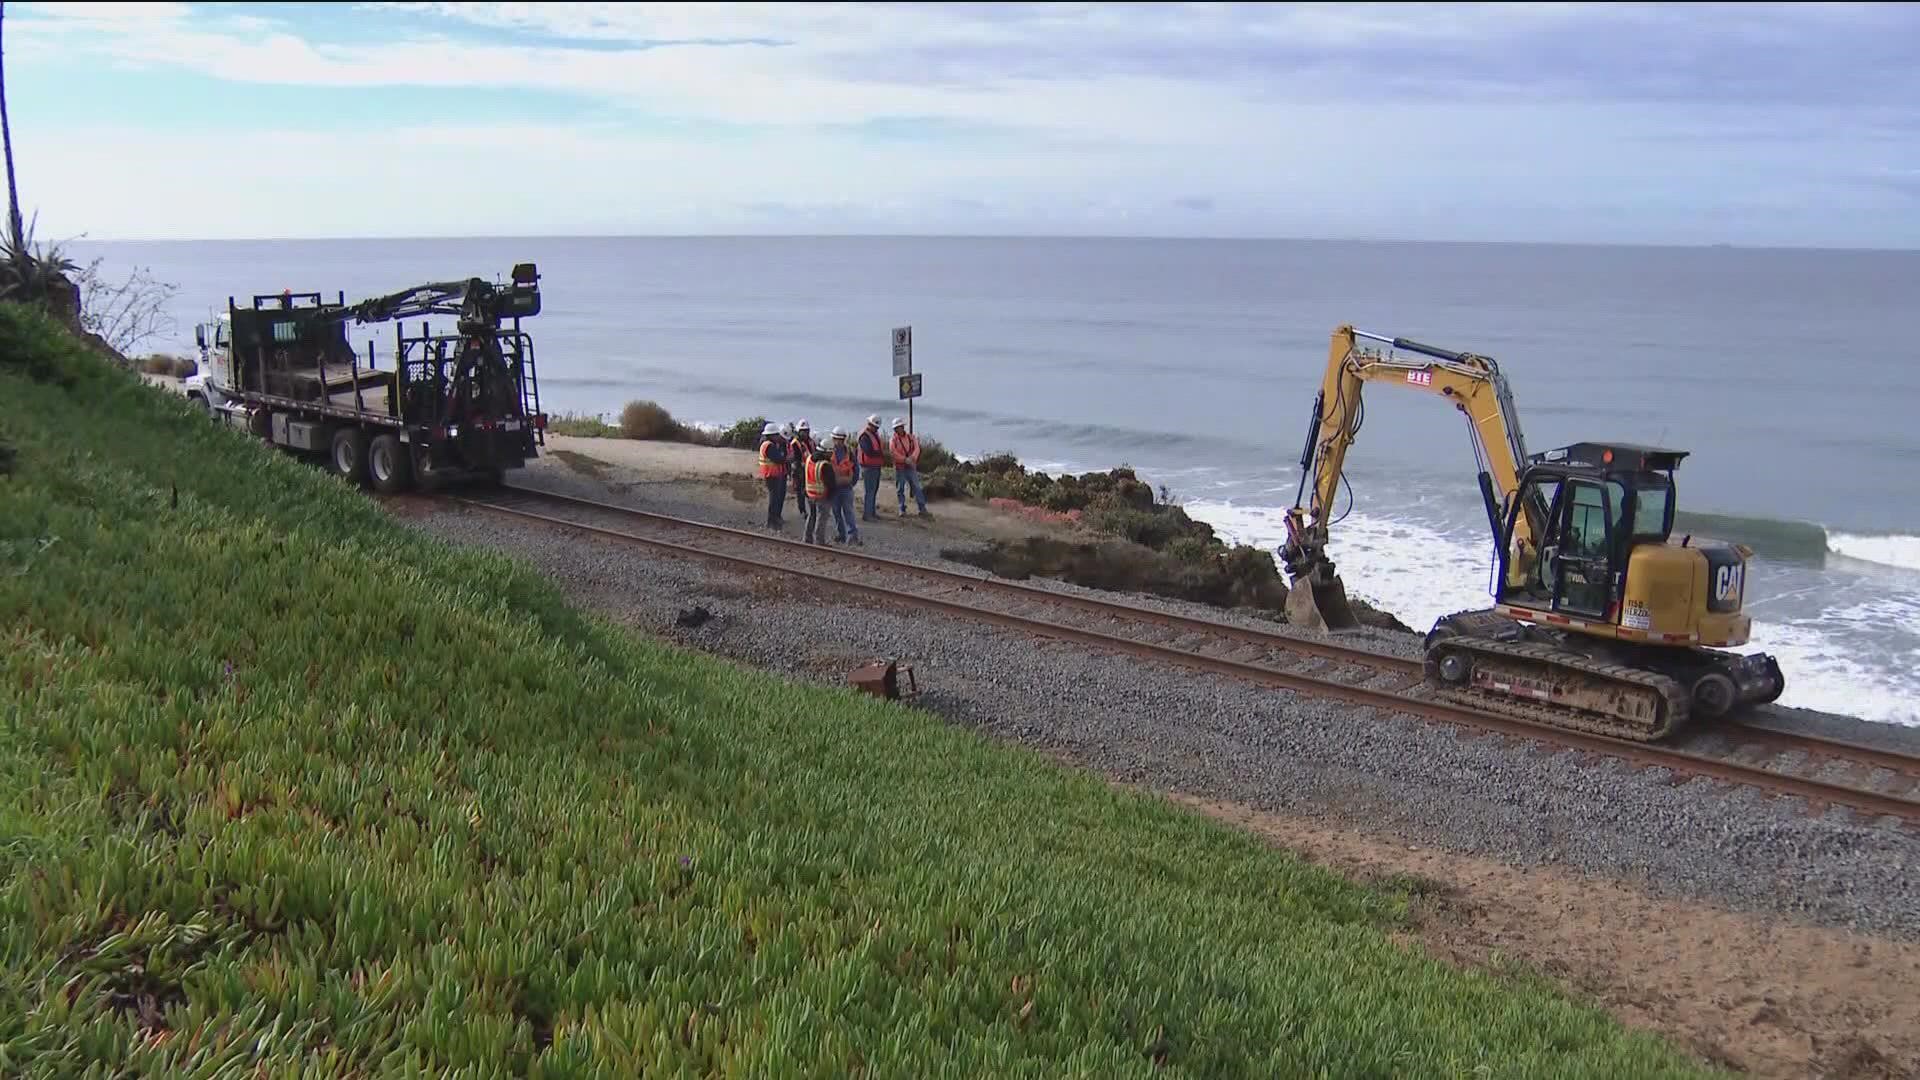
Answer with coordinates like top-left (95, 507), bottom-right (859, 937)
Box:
top-left (1828, 531), bottom-right (1920, 572)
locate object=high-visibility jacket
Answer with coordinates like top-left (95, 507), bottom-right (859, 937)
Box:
top-left (890, 431), bottom-right (920, 468)
top-left (830, 446), bottom-right (857, 484)
top-left (857, 428), bottom-right (887, 468)
top-left (804, 455), bottom-right (829, 501)
top-left (757, 437), bottom-right (787, 479)
top-left (789, 436), bottom-right (815, 475)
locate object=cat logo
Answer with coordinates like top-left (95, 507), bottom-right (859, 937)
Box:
top-left (1714, 563), bottom-right (1744, 605)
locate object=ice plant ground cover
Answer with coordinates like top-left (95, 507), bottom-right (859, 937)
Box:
top-left (0, 301), bottom-right (1714, 1075)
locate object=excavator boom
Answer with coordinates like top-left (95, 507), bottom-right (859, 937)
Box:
top-left (1280, 325), bottom-right (1541, 630)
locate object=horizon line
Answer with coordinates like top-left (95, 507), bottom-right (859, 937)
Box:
top-left (59, 229), bottom-right (1920, 255)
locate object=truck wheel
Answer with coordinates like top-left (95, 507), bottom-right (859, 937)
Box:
top-left (368, 433), bottom-right (412, 494)
top-left (187, 392), bottom-right (211, 417)
top-left (411, 445), bottom-right (444, 493)
top-left (331, 427), bottom-right (370, 487)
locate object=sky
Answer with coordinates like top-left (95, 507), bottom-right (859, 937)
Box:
top-left (6, 1), bottom-right (1918, 247)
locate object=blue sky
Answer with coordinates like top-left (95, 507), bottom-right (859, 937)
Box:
top-left (8, 1), bottom-right (1918, 246)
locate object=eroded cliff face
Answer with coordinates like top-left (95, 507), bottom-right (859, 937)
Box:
top-left (41, 270), bottom-right (129, 366)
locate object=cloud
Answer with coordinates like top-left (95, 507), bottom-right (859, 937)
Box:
top-left (9, 2), bottom-right (1920, 245)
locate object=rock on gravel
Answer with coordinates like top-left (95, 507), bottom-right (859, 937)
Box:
top-left (398, 495), bottom-right (1920, 941)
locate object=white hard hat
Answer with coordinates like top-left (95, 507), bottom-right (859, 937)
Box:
top-left (831, 426), bottom-right (847, 438)
top-left (762, 421), bottom-right (779, 436)
top-left (781, 422), bottom-right (794, 437)
top-left (797, 418), bottom-right (810, 431)
top-left (891, 416), bottom-right (906, 429)
top-left (865, 414), bottom-right (880, 428)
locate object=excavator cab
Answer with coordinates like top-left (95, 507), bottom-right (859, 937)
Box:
top-left (1496, 442), bottom-right (1681, 621)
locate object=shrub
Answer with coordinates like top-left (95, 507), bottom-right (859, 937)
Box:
top-left (170, 355), bottom-right (198, 379)
top-left (620, 399), bottom-right (685, 440)
top-left (140, 353), bottom-right (177, 375)
top-left (921, 464), bottom-right (971, 500)
top-left (916, 436), bottom-right (957, 472)
top-left (719, 416), bottom-right (769, 450)
top-left (1165, 535), bottom-right (1217, 566)
top-left (548, 412), bottom-right (620, 438)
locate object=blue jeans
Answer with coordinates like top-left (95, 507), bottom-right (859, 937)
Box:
top-left (862, 466), bottom-right (882, 518)
top-left (765, 475), bottom-right (786, 527)
top-left (895, 466), bottom-right (926, 512)
top-left (831, 487), bottom-right (859, 540)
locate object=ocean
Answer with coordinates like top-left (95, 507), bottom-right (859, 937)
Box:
top-left (70, 236), bottom-right (1920, 726)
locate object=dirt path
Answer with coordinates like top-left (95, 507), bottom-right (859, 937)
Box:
top-left (1149, 791), bottom-right (1918, 1079)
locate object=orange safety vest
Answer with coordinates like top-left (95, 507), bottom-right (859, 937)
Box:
top-left (890, 431), bottom-right (919, 468)
top-left (804, 455), bottom-right (829, 501)
top-left (831, 447), bottom-right (856, 484)
top-left (857, 428), bottom-right (887, 468)
top-left (790, 436), bottom-right (814, 471)
top-left (757, 437), bottom-right (785, 479)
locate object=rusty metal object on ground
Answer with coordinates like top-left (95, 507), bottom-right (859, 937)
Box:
top-left (849, 658), bottom-right (919, 701)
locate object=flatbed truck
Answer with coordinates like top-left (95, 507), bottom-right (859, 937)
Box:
top-left (198, 262), bottom-right (549, 492)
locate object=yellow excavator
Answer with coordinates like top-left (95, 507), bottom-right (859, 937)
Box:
top-left (1278, 325), bottom-right (1786, 742)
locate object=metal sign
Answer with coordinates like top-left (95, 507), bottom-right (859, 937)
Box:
top-left (891, 325), bottom-right (913, 377)
top-left (898, 373), bottom-right (922, 400)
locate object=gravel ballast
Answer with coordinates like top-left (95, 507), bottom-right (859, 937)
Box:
top-left (395, 471), bottom-right (1920, 941)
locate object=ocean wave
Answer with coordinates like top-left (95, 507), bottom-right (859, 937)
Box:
top-left (1827, 532), bottom-right (1920, 572)
top-left (1669, 513), bottom-right (1920, 574)
top-left (1671, 510), bottom-right (1830, 565)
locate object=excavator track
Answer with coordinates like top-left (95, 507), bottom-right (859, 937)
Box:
top-left (1424, 623), bottom-right (1693, 743)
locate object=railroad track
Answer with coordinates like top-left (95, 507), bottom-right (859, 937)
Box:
top-left (436, 483), bottom-right (1920, 827)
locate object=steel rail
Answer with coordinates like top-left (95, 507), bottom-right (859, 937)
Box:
top-left (475, 486), bottom-right (1429, 673)
top-left (440, 486), bottom-right (1920, 825)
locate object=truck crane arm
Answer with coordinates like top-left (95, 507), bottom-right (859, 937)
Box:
top-left (1277, 324), bottom-right (1545, 630)
top-left (343, 262), bottom-right (541, 332)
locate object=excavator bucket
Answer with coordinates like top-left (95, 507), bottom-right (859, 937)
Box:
top-left (1285, 569), bottom-right (1360, 632)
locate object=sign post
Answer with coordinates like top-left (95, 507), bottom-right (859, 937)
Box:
top-left (891, 326), bottom-right (916, 433)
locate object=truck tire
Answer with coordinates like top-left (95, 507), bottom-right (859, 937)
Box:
top-left (368, 433), bottom-right (412, 494)
top-left (411, 444), bottom-right (445, 494)
top-left (331, 427), bottom-right (370, 487)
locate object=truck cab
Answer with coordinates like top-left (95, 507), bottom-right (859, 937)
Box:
top-left (186, 313), bottom-right (248, 427)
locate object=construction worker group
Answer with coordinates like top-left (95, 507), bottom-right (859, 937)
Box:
top-left (756, 413), bottom-right (929, 545)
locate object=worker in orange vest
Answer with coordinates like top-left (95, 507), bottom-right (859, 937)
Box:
top-left (857, 414), bottom-right (888, 522)
top-left (756, 421), bottom-right (789, 530)
top-left (827, 427), bottom-right (862, 545)
top-left (789, 419), bottom-right (816, 519)
top-left (888, 416), bottom-right (929, 517)
top-left (802, 434), bottom-right (837, 545)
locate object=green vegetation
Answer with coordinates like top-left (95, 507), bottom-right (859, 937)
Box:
top-left (556, 399), bottom-right (766, 450)
top-left (0, 302), bottom-right (1713, 1075)
top-left (922, 453), bottom-right (1409, 626)
top-left (618, 398), bottom-right (693, 441)
top-left (544, 411), bottom-right (620, 439)
top-left (138, 353), bottom-right (197, 379)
